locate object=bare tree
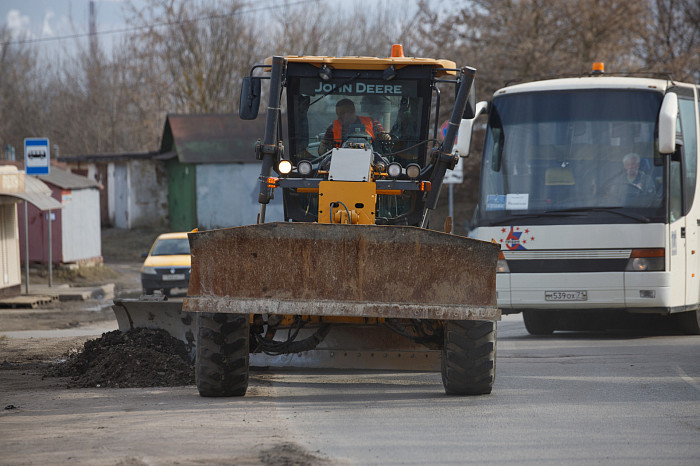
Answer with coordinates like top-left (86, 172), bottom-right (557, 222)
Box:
top-left (0, 25), bottom-right (52, 159)
top-left (635, 0), bottom-right (700, 82)
top-left (123, 0), bottom-right (261, 114)
top-left (270, 0), bottom-right (420, 58)
top-left (411, 0), bottom-right (649, 98)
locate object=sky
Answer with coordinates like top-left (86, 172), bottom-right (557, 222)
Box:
top-left (1, 0), bottom-right (146, 56)
top-left (2, 1), bottom-right (133, 40)
top-left (1, 0), bottom-right (439, 58)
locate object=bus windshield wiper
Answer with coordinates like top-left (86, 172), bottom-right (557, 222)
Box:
top-left (545, 207), bottom-right (651, 223)
top-left (487, 212), bottom-right (580, 225)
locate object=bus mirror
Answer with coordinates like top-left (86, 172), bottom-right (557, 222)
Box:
top-left (455, 101), bottom-right (489, 157)
top-left (658, 92), bottom-right (678, 154)
top-left (239, 76), bottom-right (261, 120)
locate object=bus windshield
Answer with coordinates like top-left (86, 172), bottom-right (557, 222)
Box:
top-left (475, 89), bottom-right (665, 226)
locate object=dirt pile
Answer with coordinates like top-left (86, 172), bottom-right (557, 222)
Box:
top-left (45, 328), bottom-right (194, 388)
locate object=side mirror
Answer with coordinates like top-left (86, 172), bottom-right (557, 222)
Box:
top-left (141, 252), bottom-right (149, 258)
top-left (454, 101), bottom-right (490, 157)
top-left (658, 92), bottom-right (678, 154)
top-left (239, 76), bottom-right (261, 120)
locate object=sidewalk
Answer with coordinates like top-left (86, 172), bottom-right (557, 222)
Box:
top-left (0, 283), bottom-right (115, 308)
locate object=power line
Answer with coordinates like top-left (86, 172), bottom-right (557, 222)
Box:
top-left (1, 0), bottom-right (321, 47)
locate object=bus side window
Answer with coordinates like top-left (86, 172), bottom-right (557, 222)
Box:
top-left (678, 95), bottom-right (697, 215)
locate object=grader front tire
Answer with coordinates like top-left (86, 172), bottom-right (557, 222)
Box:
top-left (196, 312), bottom-right (250, 397)
top-left (441, 320), bottom-right (497, 396)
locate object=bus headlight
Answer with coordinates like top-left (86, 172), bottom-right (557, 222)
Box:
top-left (626, 249), bottom-right (665, 271)
top-left (141, 266), bottom-right (157, 275)
top-left (497, 251), bottom-right (509, 273)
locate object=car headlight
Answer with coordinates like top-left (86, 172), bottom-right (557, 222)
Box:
top-left (141, 266), bottom-right (157, 275)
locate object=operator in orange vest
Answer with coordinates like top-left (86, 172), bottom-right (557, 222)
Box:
top-left (318, 98), bottom-right (390, 154)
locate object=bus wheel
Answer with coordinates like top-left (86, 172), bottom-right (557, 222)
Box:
top-left (523, 311), bottom-right (555, 335)
top-left (677, 310), bottom-right (700, 335)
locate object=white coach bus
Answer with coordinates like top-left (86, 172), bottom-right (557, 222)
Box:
top-left (457, 64), bottom-right (699, 335)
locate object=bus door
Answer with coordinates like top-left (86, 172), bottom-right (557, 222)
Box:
top-left (667, 89), bottom-right (699, 310)
top-left (677, 90), bottom-right (699, 308)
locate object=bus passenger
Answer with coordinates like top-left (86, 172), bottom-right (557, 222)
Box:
top-left (609, 152), bottom-right (656, 205)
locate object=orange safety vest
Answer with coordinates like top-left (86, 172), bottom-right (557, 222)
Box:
top-left (332, 116), bottom-right (374, 145)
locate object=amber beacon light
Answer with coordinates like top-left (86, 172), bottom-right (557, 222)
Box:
top-left (592, 62), bottom-right (605, 74)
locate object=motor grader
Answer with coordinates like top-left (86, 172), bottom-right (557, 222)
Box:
top-left (113, 45), bottom-right (500, 397)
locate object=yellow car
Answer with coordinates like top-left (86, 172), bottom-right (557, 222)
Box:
top-left (141, 232), bottom-right (191, 296)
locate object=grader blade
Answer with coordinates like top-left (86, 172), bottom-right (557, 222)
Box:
top-left (183, 222), bottom-right (499, 320)
top-left (112, 298), bottom-right (196, 359)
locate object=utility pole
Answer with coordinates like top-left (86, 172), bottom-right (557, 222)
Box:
top-left (89, 1), bottom-right (97, 59)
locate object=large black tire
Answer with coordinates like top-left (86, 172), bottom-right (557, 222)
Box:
top-left (677, 310), bottom-right (700, 335)
top-left (523, 310), bottom-right (555, 335)
top-left (441, 320), bottom-right (497, 396)
top-left (196, 312), bottom-right (249, 397)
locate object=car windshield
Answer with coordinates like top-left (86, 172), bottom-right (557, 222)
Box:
top-left (151, 238), bottom-right (190, 256)
top-left (475, 89), bottom-right (665, 226)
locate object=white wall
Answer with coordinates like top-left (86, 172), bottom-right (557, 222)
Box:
top-left (61, 188), bottom-right (101, 262)
top-left (128, 159), bottom-right (168, 228)
top-left (113, 162), bottom-right (129, 229)
top-left (196, 163), bottom-right (284, 229)
top-left (0, 202), bottom-right (21, 291)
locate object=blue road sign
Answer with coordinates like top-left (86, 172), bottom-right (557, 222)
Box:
top-left (24, 138), bottom-right (50, 175)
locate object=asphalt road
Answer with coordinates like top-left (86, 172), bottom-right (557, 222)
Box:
top-left (2, 314), bottom-right (699, 465)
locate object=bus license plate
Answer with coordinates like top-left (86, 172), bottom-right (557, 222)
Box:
top-left (163, 273), bottom-right (185, 281)
top-left (545, 291), bottom-right (587, 301)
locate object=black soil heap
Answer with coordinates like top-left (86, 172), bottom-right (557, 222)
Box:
top-left (46, 328), bottom-right (194, 388)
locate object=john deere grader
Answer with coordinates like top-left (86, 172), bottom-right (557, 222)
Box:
top-left (113, 46), bottom-right (500, 396)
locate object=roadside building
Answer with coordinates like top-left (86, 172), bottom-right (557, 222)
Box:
top-left (18, 165), bottom-right (102, 267)
top-left (58, 113), bottom-right (283, 232)
top-left (0, 165), bottom-right (63, 297)
top-left (159, 113), bottom-right (284, 231)
top-left (57, 151), bottom-right (168, 229)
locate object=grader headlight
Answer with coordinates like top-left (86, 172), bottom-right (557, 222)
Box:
top-left (387, 162), bottom-right (402, 178)
top-left (278, 159), bottom-right (293, 175)
top-left (297, 160), bottom-right (313, 176)
top-left (406, 163), bottom-right (421, 179)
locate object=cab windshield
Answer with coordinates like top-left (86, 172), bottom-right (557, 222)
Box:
top-left (287, 77), bottom-right (427, 167)
top-left (475, 89), bottom-right (665, 226)
top-left (284, 75), bottom-right (433, 224)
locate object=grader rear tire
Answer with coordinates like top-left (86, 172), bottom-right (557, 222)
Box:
top-left (196, 312), bottom-right (249, 397)
top-left (441, 320), bottom-right (496, 395)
